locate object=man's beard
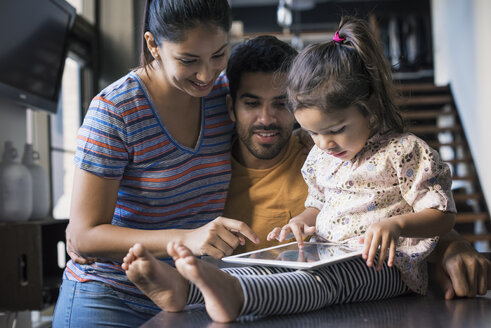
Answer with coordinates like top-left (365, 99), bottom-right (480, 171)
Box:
top-left (237, 123), bottom-right (292, 160)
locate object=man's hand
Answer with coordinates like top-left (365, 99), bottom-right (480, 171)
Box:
top-left (433, 237), bottom-right (491, 299)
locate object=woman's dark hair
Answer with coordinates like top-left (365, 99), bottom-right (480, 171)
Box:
top-left (226, 35), bottom-right (298, 106)
top-left (140, 0), bottom-right (232, 68)
top-left (287, 16), bottom-right (404, 134)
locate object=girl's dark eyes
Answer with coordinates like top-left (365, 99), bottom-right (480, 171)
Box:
top-left (308, 126), bottom-right (345, 136)
top-left (330, 126), bottom-right (346, 134)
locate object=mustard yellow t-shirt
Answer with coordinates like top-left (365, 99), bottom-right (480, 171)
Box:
top-left (223, 135), bottom-right (308, 253)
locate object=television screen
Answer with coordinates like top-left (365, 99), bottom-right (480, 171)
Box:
top-left (0, 0), bottom-right (76, 113)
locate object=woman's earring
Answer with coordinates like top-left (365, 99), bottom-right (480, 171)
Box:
top-left (369, 116), bottom-right (377, 128)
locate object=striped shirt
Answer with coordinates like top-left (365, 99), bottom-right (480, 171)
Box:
top-left (64, 71), bottom-right (234, 313)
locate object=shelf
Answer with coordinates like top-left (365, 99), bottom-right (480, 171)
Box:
top-left (0, 218), bottom-right (68, 311)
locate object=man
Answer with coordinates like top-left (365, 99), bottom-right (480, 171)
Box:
top-left (70, 36), bottom-right (489, 298)
top-left (223, 35), bottom-right (307, 253)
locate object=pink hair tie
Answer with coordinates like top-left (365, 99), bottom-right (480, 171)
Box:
top-left (333, 31), bottom-right (345, 43)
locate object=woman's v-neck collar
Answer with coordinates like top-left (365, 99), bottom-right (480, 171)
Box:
top-left (130, 71), bottom-right (205, 154)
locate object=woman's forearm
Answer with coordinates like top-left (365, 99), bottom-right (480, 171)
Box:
top-left (70, 223), bottom-right (187, 262)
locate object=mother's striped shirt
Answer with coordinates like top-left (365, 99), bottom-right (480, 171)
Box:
top-left (64, 71), bottom-right (234, 313)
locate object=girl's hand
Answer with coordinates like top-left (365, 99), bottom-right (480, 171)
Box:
top-left (184, 217), bottom-right (259, 259)
top-left (267, 219), bottom-right (316, 248)
top-left (362, 220), bottom-right (402, 270)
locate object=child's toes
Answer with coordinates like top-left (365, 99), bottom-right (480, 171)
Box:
top-left (176, 244), bottom-right (193, 258)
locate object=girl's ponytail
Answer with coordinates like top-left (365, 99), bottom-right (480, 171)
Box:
top-left (336, 17), bottom-right (404, 133)
top-left (287, 16), bottom-right (404, 134)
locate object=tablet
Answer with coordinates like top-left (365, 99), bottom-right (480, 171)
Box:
top-left (222, 242), bottom-right (363, 270)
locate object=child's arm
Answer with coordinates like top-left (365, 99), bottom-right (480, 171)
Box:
top-left (267, 207), bottom-right (319, 248)
top-left (363, 209), bottom-right (455, 270)
top-left (389, 208), bottom-right (455, 237)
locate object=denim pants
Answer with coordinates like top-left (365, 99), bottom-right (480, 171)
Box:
top-left (52, 280), bottom-right (156, 327)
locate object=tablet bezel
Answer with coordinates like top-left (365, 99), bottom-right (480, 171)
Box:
top-left (222, 241), bottom-right (363, 270)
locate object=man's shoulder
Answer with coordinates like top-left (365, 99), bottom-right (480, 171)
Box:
top-left (280, 135), bottom-right (308, 168)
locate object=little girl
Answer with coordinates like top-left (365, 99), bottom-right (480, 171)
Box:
top-left (122, 16), bottom-right (456, 322)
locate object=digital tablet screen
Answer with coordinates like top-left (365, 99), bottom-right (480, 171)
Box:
top-left (222, 242), bottom-right (363, 269)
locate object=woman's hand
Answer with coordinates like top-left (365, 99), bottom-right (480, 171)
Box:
top-left (362, 220), bottom-right (402, 270)
top-left (267, 218), bottom-right (316, 249)
top-left (183, 217), bottom-right (259, 259)
top-left (65, 223), bottom-right (98, 265)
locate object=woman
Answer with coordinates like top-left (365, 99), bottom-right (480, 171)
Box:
top-left (52, 1), bottom-right (257, 327)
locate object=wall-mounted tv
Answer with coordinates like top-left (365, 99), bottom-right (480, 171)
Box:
top-left (0, 0), bottom-right (76, 113)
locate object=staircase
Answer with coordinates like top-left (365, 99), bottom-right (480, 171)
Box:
top-left (395, 82), bottom-right (491, 244)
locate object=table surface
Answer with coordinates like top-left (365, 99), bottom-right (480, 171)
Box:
top-left (142, 254), bottom-right (491, 328)
top-left (141, 286), bottom-right (491, 328)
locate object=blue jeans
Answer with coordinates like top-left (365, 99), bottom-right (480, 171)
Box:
top-left (52, 280), bottom-right (157, 327)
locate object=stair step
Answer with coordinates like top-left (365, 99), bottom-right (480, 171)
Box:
top-left (394, 83), bottom-right (489, 233)
top-left (407, 125), bottom-right (462, 134)
top-left (444, 157), bottom-right (473, 165)
top-left (456, 213), bottom-right (490, 223)
top-left (395, 83), bottom-right (450, 93)
top-left (397, 95), bottom-right (454, 106)
top-left (461, 233), bottom-right (491, 242)
top-left (402, 109), bottom-right (456, 120)
top-left (452, 175), bottom-right (478, 182)
top-left (452, 193), bottom-right (483, 202)
top-left (427, 140), bottom-right (467, 149)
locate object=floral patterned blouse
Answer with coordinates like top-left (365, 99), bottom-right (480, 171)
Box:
top-left (302, 132), bottom-right (456, 294)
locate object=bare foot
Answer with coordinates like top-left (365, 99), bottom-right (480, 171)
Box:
top-left (168, 242), bottom-right (244, 323)
top-left (122, 243), bottom-right (188, 312)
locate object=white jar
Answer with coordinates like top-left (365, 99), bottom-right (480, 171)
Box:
top-left (22, 143), bottom-right (50, 220)
top-left (0, 141), bottom-right (33, 222)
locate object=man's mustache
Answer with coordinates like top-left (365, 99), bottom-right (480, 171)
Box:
top-left (251, 124), bottom-right (282, 132)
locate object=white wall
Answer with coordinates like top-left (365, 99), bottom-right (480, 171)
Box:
top-left (432, 0), bottom-right (491, 207)
top-left (0, 100), bottom-right (27, 159)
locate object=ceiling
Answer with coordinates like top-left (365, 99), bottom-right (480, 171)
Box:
top-left (229, 0), bottom-right (430, 34)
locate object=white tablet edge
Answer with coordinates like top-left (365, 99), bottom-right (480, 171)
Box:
top-left (222, 241), bottom-right (363, 270)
